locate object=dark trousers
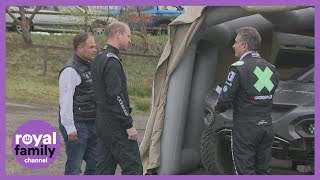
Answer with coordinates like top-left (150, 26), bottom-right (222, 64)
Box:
top-left (231, 123), bottom-right (274, 175)
top-left (60, 122), bottom-right (98, 175)
top-left (95, 126), bottom-right (143, 175)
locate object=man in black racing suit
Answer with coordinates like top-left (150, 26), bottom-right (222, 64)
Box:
top-left (91, 22), bottom-right (143, 175)
top-left (215, 27), bottom-right (279, 175)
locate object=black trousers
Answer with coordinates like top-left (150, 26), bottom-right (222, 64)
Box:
top-left (231, 123), bottom-right (274, 175)
top-left (95, 122), bottom-right (143, 175)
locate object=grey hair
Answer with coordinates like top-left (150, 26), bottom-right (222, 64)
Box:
top-left (236, 27), bottom-right (261, 51)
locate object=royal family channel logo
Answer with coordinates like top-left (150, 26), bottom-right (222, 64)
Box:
top-left (11, 120), bottom-right (60, 169)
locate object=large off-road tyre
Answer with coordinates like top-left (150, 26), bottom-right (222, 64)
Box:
top-left (200, 126), bottom-right (234, 174)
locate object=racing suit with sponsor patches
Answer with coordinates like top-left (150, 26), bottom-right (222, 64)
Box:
top-left (215, 52), bottom-right (279, 175)
top-left (91, 45), bottom-right (142, 175)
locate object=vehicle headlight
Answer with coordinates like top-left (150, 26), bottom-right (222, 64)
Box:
top-left (307, 123), bottom-right (314, 134)
top-left (203, 108), bottom-right (215, 126)
top-left (295, 118), bottom-right (314, 137)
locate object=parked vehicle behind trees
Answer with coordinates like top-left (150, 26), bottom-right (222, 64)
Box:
top-left (6, 6), bottom-right (117, 34)
top-left (6, 6), bottom-right (183, 35)
top-left (118, 6), bottom-right (184, 34)
top-left (90, 6), bottom-right (184, 34)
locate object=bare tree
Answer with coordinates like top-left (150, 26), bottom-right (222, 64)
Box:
top-left (6, 6), bottom-right (42, 44)
top-left (82, 6), bottom-right (89, 32)
top-left (135, 6), bottom-right (150, 53)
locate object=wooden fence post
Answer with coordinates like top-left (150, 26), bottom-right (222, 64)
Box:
top-left (43, 45), bottom-right (48, 76)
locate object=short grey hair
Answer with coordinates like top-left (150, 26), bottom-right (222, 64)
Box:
top-left (236, 27), bottom-right (261, 51)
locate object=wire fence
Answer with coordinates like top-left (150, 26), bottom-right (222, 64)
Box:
top-left (6, 43), bottom-right (161, 75)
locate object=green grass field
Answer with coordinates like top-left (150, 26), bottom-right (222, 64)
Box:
top-left (6, 32), bottom-right (167, 115)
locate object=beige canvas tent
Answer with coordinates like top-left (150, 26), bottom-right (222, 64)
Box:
top-left (139, 6), bottom-right (314, 175)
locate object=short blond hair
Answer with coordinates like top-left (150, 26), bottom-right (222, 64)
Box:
top-left (106, 22), bottom-right (129, 38)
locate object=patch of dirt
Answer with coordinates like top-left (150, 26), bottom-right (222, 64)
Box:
top-left (6, 101), bottom-right (149, 175)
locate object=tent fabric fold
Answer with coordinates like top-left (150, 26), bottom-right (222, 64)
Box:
top-left (138, 6), bottom-right (307, 174)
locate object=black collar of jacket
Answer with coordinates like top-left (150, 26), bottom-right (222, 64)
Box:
top-left (73, 54), bottom-right (91, 65)
top-left (242, 51), bottom-right (261, 61)
top-left (103, 44), bottom-right (120, 57)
